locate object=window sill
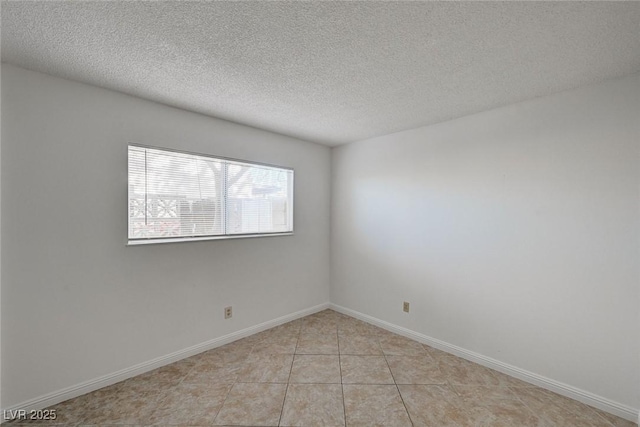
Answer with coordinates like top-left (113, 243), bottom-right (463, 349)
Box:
top-left (127, 232), bottom-right (294, 246)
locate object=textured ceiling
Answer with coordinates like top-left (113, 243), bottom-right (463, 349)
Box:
top-left (2, 2), bottom-right (640, 146)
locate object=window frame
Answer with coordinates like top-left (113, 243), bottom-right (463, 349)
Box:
top-left (127, 143), bottom-right (294, 245)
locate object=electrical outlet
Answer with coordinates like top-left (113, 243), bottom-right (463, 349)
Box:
top-left (224, 306), bottom-right (232, 319)
top-left (403, 301), bottom-right (410, 313)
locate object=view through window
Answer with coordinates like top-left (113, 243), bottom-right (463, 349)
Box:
top-left (128, 145), bottom-right (294, 243)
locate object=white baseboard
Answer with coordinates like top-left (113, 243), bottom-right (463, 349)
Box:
top-left (1, 302), bottom-right (330, 419)
top-left (330, 303), bottom-right (639, 423)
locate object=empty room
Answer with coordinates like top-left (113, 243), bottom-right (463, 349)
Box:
top-left (1, 1), bottom-right (639, 426)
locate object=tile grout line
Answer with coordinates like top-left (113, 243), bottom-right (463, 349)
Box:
top-left (211, 382), bottom-right (235, 426)
top-left (422, 343), bottom-right (461, 401)
top-left (431, 346), bottom-right (554, 427)
top-left (507, 389), bottom-right (556, 427)
top-left (276, 320), bottom-right (302, 426)
top-left (510, 384), bottom-right (573, 427)
top-left (212, 339), bottom-right (255, 426)
top-left (380, 341), bottom-right (415, 427)
top-left (581, 400), bottom-right (619, 427)
top-left (337, 323), bottom-right (348, 427)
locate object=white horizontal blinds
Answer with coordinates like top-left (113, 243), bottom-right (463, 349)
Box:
top-left (226, 160), bottom-right (293, 234)
top-left (128, 146), bottom-right (147, 238)
top-left (128, 146), bottom-right (224, 239)
top-left (128, 145), bottom-right (293, 241)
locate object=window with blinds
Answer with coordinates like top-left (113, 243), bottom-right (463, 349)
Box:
top-left (128, 145), bottom-right (294, 244)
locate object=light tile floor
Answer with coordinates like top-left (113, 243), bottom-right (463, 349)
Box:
top-left (7, 309), bottom-right (636, 426)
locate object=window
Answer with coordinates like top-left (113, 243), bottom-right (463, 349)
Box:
top-left (128, 144), bottom-right (293, 244)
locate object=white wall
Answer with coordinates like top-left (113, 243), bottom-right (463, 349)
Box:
top-left (331, 73), bottom-right (640, 409)
top-left (0, 59), bottom-right (4, 413)
top-left (0, 64), bottom-right (331, 408)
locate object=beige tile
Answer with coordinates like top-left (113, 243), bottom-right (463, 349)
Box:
top-left (306, 309), bottom-right (330, 318)
top-left (487, 369), bottom-right (538, 388)
top-left (369, 326), bottom-right (389, 336)
top-left (466, 398), bottom-right (547, 427)
top-left (75, 383), bottom-right (132, 421)
top-left (81, 385), bottom-right (167, 425)
top-left (146, 382), bottom-right (231, 425)
top-left (338, 318), bottom-right (381, 336)
top-left (378, 334), bottom-right (429, 356)
top-left (510, 387), bottom-right (612, 427)
top-left (453, 385), bottom-right (517, 401)
top-left (386, 356), bottom-right (446, 385)
top-left (338, 333), bottom-right (383, 355)
top-left (182, 361), bottom-right (242, 384)
top-left (233, 333), bottom-right (265, 347)
top-left (398, 384), bottom-right (474, 427)
top-left (376, 327), bottom-right (402, 339)
top-left (280, 384), bottom-right (345, 427)
top-left (340, 355), bottom-right (395, 384)
top-left (590, 407), bottom-right (638, 427)
top-left (296, 332), bottom-right (339, 355)
top-left (213, 339), bottom-right (254, 356)
top-left (251, 334), bottom-right (298, 355)
top-left (119, 360), bottom-right (194, 393)
top-left (265, 319), bottom-right (303, 336)
top-left (301, 316), bottom-right (339, 334)
top-left (236, 354), bottom-right (293, 383)
top-left (213, 383), bottom-right (287, 426)
top-left (118, 376), bottom-right (175, 395)
top-left (309, 309), bottom-right (347, 321)
top-left (451, 384), bottom-right (547, 426)
top-left (194, 345), bottom-right (249, 367)
top-left (436, 355), bottom-right (500, 386)
top-left (180, 353), bottom-right (204, 365)
top-left (250, 329), bottom-right (275, 343)
top-left (18, 392), bottom-right (97, 425)
top-left (509, 386), bottom-right (554, 406)
top-left (290, 355), bottom-right (341, 384)
top-left (343, 384), bottom-right (412, 427)
top-left (423, 344), bottom-right (453, 359)
top-left (28, 311), bottom-right (625, 427)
